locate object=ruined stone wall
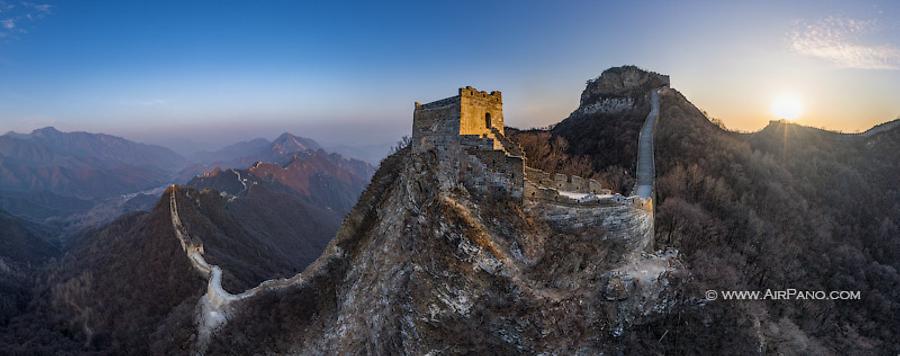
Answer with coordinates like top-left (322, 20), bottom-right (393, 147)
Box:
top-left (523, 181), bottom-right (614, 205)
top-left (412, 96), bottom-right (461, 153)
top-left (411, 96), bottom-right (466, 190)
top-left (459, 135), bottom-right (495, 151)
top-left (460, 148), bottom-right (524, 200)
top-left (576, 97), bottom-right (635, 115)
top-left (525, 200), bottom-right (654, 255)
top-left (524, 167), bottom-right (607, 194)
top-left (523, 163), bottom-right (655, 254)
top-left (492, 127), bottom-right (524, 157)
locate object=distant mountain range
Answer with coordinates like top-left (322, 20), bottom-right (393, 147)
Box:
top-left (0, 128), bottom-right (378, 229)
top-left (189, 133), bottom-right (321, 168)
top-left (0, 127), bottom-right (188, 196)
top-left (2, 153), bottom-right (374, 353)
top-left (177, 132), bottom-right (372, 181)
top-left (191, 134), bottom-right (392, 166)
top-left (0, 127), bottom-right (378, 354)
top-left (0, 127), bottom-right (187, 220)
top-left (190, 149), bottom-right (373, 212)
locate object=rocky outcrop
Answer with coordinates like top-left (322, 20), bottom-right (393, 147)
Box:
top-left (203, 121), bottom-right (679, 354)
top-left (580, 65), bottom-right (670, 104)
top-left (187, 74), bottom-right (678, 353)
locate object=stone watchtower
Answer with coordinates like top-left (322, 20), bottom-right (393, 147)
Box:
top-left (411, 86), bottom-right (524, 199)
top-left (412, 86), bottom-right (504, 153)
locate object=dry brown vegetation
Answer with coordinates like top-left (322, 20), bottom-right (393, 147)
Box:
top-left (511, 88), bottom-right (900, 354)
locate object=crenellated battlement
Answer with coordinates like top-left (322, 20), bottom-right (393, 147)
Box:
top-left (459, 86), bottom-right (502, 102)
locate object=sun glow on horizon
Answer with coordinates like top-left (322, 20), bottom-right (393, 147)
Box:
top-left (771, 93), bottom-right (804, 120)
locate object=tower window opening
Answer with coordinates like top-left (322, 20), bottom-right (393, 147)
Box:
top-left (485, 112), bottom-right (492, 129)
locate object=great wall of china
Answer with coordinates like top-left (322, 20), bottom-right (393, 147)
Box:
top-left (168, 81), bottom-right (669, 352)
top-left (168, 185), bottom-right (308, 353)
top-left (410, 83), bottom-right (672, 335)
top-left (411, 85), bottom-right (662, 252)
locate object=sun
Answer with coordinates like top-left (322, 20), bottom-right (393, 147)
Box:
top-left (771, 94), bottom-right (804, 120)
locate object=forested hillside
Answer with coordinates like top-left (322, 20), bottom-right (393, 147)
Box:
top-left (511, 69), bottom-right (900, 354)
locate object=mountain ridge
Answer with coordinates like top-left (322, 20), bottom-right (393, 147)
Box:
top-left (0, 127), bottom-right (188, 220)
top-left (509, 67), bottom-right (900, 353)
top-left (197, 72), bottom-right (675, 354)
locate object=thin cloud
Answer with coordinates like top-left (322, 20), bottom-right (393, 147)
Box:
top-left (26, 2), bottom-right (50, 13)
top-left (790, 17), bottom-right (900, 70)
top-left (0, 1), bottom-right (52, 41)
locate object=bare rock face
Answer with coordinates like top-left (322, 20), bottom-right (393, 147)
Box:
top-left (580, 65), bottom-right (670, 105)
top-left (197, 76), bottom-right (682, 354)
top-left (206, 146), bottom-right (683, 354)
top-left (602, 250), bottom-right (681, 337)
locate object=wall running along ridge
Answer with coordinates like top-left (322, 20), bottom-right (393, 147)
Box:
top-left (168, 185), bottom-right (306, 354)
top-left (410, 85), bottom-right (661, 251)
top-left (170, 82), bottom-right (668, 349)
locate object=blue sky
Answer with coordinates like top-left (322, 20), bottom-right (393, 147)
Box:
top-left (0, 0), bottom-right (898, 153)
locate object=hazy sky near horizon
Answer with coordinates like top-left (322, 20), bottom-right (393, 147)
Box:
top-left (0, 0), bottom-right (898, 153)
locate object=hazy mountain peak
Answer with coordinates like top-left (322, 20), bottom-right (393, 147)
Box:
top-left (30, 126), bottom-right (62, 136)
top-left (271, 132), bottom-right (321, 154)
top-left (0, 126), bottom-right (63, 139)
